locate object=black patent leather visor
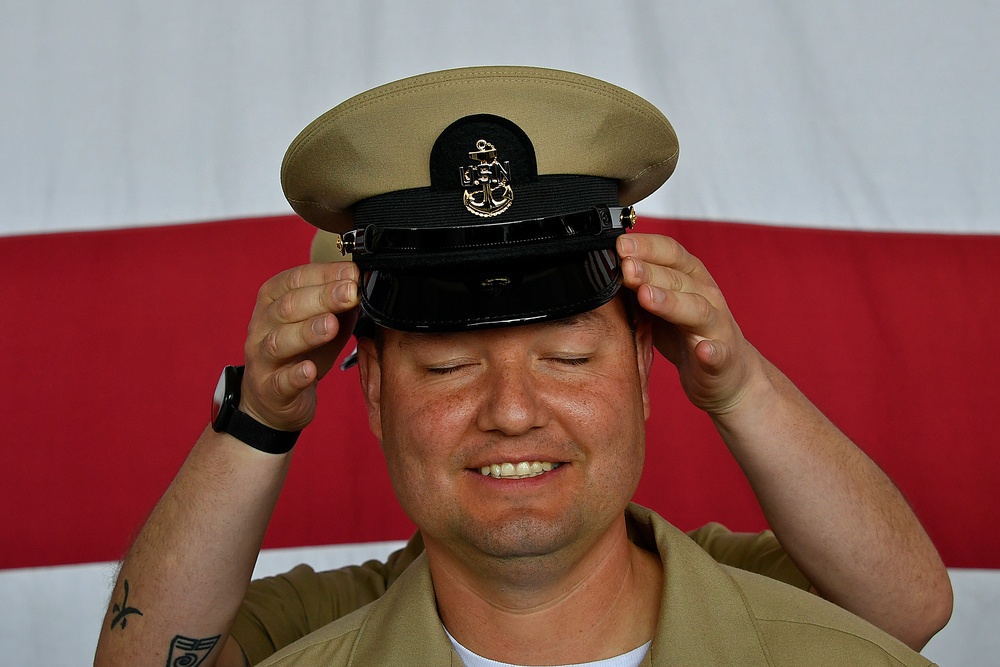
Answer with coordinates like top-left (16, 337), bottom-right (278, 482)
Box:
top-left (359, 247), bottom-right (622, 332)
top-left (342, 205), bottom-right (634, 270)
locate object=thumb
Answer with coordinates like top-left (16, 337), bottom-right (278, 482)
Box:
top-left (693, 338), bottom-right (728, 375)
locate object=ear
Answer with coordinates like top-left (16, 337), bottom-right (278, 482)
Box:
top-left (355, 338), bottom-right (383, 441)
top-left (633, 316), bottom-right (655, 420)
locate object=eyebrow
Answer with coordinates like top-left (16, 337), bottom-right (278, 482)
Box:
top-left (542, 309), bottom-right (616, 336)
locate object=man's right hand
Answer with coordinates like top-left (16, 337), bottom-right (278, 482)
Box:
top-left (240, 261), bottom-right (360, 432)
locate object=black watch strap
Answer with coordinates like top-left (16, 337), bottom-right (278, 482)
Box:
top-left (224, 406), bottom-right (301, 454)
top-left (213, 365), bottom-right (300, 454)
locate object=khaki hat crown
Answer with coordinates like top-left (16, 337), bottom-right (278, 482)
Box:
top-left (282, 65), bottom-right (679, 236)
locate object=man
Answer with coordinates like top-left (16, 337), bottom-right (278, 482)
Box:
top-left (226, 226), bottom-right (948, 665)
top-left (95, 66), bottom-right (949, 667)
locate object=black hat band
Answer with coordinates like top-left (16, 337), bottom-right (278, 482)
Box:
top-left (343, 205), bottom-right (635, 265)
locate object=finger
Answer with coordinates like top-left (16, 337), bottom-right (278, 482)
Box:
top-left (257, 261), bottom-right (359, 307)
top-left (693, 338), bottom-right (727, 375)
top-left (273, 359), bottom-right (319, 399)
top-left (638, 283), bottom-right (720, 333)
top-left (253, 311), bottom-right (347, 367)
top-left (247, 278), bottom-right (358, 358)
top-left (314, 305), bottom-right (360, 381)
top-left (239, 360), bottom-right (319, 430)
top-left (241, 304), bottom-right (359, 429)
top-left (617, 233), bottom-right (706, 276)
top-left (620, 256), bottom-right (694, 294)
top-left (265, 277), bottom-right (359, 327)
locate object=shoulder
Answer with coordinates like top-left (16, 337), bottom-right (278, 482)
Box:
top-left (627, 505), bottom-right (934, 666)
top-left (255, 548), bottom-right (459, 667)
top-left (255, 604), bottom-right (372, 666)
top-left (234, 534), bottom-right (424, 664)
top-left (686, 522), bottom-right (809, 590)
top-left (722, 566), bottom-right (935, 666)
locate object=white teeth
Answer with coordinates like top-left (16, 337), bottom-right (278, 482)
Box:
top-left (478, 461), bottom-right (562, 479)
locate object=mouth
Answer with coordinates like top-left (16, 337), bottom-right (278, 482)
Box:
top-left (477, 461), bottom-right (563, 480)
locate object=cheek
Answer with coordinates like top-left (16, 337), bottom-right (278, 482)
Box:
top-left (548, 362), bottom-right (647, 436)
top-left (551, 362), bottom-right (648, 486)
top-left (379, 384), bottom-right (484, 530)
top-left (378, 375), bottom-right (481, 484)
top-left (384, 377), bottom-right (479, 442)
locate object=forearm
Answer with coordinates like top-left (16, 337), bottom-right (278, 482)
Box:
top-left (94, 425), bottom-right (290, 667)
top-left (712, 357), bottom-right (952, 650)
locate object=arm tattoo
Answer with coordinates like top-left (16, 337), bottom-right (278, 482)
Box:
top-left (109, 579), bottom-right (144, 630)
top-left (165, 634), bottom-right (221, 667)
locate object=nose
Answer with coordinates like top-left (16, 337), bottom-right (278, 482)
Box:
top-left (476, 362), bottom-right (547, 436)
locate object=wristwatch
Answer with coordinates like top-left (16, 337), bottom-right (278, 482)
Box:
top-left (211, 365), bottom-right (300, 454)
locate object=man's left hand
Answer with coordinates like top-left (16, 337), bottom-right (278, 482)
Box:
top-left (617, 232), bottom-right (766, 416)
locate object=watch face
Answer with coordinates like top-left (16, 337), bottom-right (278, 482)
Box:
top-left (212, 366), bottom-right (243, 430)
top-left (212, 369), bottom-right (227, 424)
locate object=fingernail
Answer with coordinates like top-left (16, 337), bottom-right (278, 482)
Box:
top-left (312, 316), bottom-right (328, 336)
top-left (619, 236), bottom-right (638, 255)
top-left (646, 285), bottom-right (665, 304)
top-left (628, 257), bottom-right (644, 279)
top-left (333, 282), bottom-right (355, 303)
top-left (337, 264), bottom-right (358, 281)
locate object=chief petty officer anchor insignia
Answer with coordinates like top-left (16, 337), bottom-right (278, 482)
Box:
top-left (460, 139), bottom-right (513, 217)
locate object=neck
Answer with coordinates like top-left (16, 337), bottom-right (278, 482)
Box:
top-left (425, 515), bottom-right (663, 666)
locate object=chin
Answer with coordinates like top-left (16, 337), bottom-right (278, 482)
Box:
top-left (458, 507), bottom-right (589, 560)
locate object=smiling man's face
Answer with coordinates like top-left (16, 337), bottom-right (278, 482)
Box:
top-left (357, 296), bottom-right (654, 569)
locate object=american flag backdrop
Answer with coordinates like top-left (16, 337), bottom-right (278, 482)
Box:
top-left (1, 2), bottom-right (998, 665)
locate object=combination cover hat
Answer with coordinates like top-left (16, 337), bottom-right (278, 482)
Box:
top-left (282, 65), bottom-right (678, 331)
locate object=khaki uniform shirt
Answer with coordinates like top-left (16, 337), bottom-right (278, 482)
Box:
top-left (250, 504), bottom-right (932, 666)
top-left (234, 518), bottom-right (807, 664)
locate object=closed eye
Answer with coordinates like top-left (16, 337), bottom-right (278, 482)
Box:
top-left (550, 356), bottom-right (590, 366)
top-left (426, 363), bottom-right (476, 375)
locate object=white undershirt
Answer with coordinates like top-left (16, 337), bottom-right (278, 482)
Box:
top-left (445, 627), bottom-right (651, 667)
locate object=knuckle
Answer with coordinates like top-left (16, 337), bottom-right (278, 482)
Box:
top-left (274, 292), bottom-right (296, 322)
top-left (284, 265), bottom-right (308, 291)
top-left (662, 235), bottom-right (682, 258)
top-left (695, 295), bottom-right (714, 322)
top-left (667, 269), bottom-right (685, 292)
top-left (262, 328), bottom-right (282, 359)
